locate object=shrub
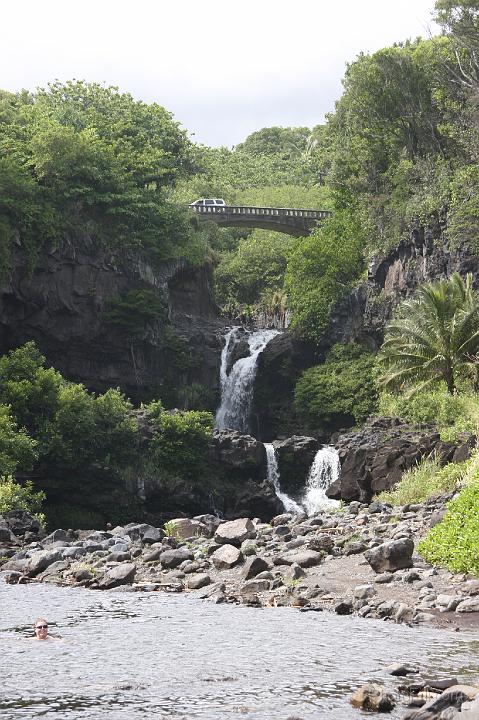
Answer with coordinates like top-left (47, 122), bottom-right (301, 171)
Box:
top-left (0, 475), bottom-right (45, 521)
top-left (376, 455), bottom-right (467, 506)
top-left (379, 388), bottom-right (479, 441)
top-left (0, 404), bottom-right (38, 473)
top-left (419, 482), bottom-right (479, 576)
top-left (148, 409), bottom-right (214, 476)
top-left (294, 344), bottom-right (377, 429)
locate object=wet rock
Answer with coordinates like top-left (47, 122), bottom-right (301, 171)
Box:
top-left (4, 571), bottom-right (22, 584)
top-left (350, 683), bottom-right (395, 711)
top-left (214, 518), bottom-right (255, 547)
top-left (211, 544), bottom-right (243, 570)
top-left (74, 568), bottom-right (93, 582)
top-left (274, 436), bottom-right (320, 496)
top-left (212, 430), bottom-right (266, 476)
top-left (403, 685), bottom-right (478, 719)
top-left (195, 581), bottom-right (226, 599)
top-left (364, 538), bottom-right (414, 573)
top-left (98, 562), bottom-right (136, 589)
top-left (386, 663), bottom-right (419, 676)
top-left (271, 513), bottom-right (293, 526)
top-left (334, 600), bottom-right (353, 615)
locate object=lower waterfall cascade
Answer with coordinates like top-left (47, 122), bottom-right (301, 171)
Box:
top-left (302, 446), bottom-right (341, 515)
top-left (264, 443), bottom-right (304, 515)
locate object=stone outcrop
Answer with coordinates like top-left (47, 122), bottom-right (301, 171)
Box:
top-left (0, 240), bottom-right (225, 401)
top-left (327, 417), bottom-right (474, 503)
top-left (273, 435), bottom-right (319, 497)
top-left (252, 331), bottom-right (317, 440)
top-left (328, 224), bottom-right (478, 349)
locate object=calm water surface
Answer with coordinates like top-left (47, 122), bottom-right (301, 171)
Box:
top-left (1, 580), bottom-right (478, 719)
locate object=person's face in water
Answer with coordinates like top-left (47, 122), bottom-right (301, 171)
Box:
top-left (34, 619), bottom-right (49, 640)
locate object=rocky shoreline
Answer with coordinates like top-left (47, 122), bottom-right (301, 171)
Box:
top-left (2, 501), bottom-right (479, 717)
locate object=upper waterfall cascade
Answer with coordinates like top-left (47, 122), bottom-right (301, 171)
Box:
top-left (215, 327), bottom-right (279, 433)
top-left (303, 446), bottom-right (341, 515)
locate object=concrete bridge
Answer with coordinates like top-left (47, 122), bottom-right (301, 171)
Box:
top-left (189, 204), bottom-right (331, 237)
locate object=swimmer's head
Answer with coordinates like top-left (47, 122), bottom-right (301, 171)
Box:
top-left (34, 618), bottom-right (49, 639)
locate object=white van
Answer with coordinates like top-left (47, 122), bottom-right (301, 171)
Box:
top-left (189, 198), bottom-right (226, 207)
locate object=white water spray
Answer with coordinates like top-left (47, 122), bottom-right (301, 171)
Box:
top-left (264, 443), bottom-right (304, 515)
top-left (216, 328), bottom-right (279, 433)
top-left (303, 446), bottom-right (341, 515)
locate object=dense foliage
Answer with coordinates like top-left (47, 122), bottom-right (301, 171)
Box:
top-left (0, 81), bottom-right (205, 274)
top-left (0, 342), bottom-right (214, 527)
top-left (294, 344), bottom-right (378, 429)
top-left (419, 477), bottom-right (479, 576)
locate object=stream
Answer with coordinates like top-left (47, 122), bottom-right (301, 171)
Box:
top-left (2, 581), bottom-right (479, 719)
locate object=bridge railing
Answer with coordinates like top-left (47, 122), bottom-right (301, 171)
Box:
top-left (189, 205), bottom-right (331, 220)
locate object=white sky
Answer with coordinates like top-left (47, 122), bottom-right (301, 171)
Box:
top-left (1, 0), bottom-right (438, 147)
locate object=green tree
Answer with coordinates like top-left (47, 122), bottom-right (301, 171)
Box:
top-left (285, 210), bottom-right (365, 343)
top-left (377, 273), bottom-right (479, 393)
top-left (0, 405), bottom-right (38, 474)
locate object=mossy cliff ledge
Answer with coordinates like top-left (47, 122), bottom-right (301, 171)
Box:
top-left (0, 239), bottom-right (225, 402)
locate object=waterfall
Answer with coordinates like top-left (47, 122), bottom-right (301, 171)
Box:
top-left (303, 446), bottom-right (341, 515)
top-left (265, 443), bottom-right (304, 515)
top-left (216, 328), bottom-right (279, 433)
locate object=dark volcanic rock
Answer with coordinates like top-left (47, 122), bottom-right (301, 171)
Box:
top-left (364, 538), bottom-right (414, 573)
top-left (0, 241), bottom-right (224, 401)
top-left (327, 417), bottom-right (474, 502)
top-left (212, 430), bottom-right (266, 476)
top-left (274, 436), bottom-right (319, 497)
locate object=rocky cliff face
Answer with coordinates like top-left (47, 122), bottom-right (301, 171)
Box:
top-left (330, 223), bottom-right (478, 349)
top-left (0, 239), bottom-right (226, 404)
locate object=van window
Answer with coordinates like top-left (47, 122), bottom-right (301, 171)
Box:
top-left (205, 200), bottom-right (214, 205)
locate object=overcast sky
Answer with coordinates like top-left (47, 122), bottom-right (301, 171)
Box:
top-left (2, 1), bottom-right (438, 147)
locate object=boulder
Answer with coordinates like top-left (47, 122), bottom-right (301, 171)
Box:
top-left (98, 563), bottom-right (136, 589)
top-left (27, 549), bottom-right (65, 577)
top-left (350, 684), bottom-right (395, 712)
top-left (273, 549), bottom-right (322, 568)
top-left (187, 573), bottom-right (211, 590)
top-left (214, 518), bottom-right (255, 547)
top-left (364, 538), bottom-right (414, 573)
top-left (142, 527), bottom-right (163, 545)
top-left (455, 597), bottom-right (479, 613)
top-left (160, 548), bottom-right (194, 569)
top-left (0, 524), bottom-right (18, 544)
top-left (240, 556), bottom-right (270, 581)
top-left (43, 529), bottom-right (72, 545)
top-left (211, 544), bottom-right (243, 570)
top-left (165, 518), bottom-right (203, 540)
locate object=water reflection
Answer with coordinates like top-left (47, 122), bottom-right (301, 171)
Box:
top-left (1, 581), bottom-right (478, 720)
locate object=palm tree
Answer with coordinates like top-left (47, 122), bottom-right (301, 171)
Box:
top-left (377, 273), bottom-right (479, 394)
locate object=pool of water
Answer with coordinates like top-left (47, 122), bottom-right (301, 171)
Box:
top-left (1, 580), bottom-right (478, 719)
